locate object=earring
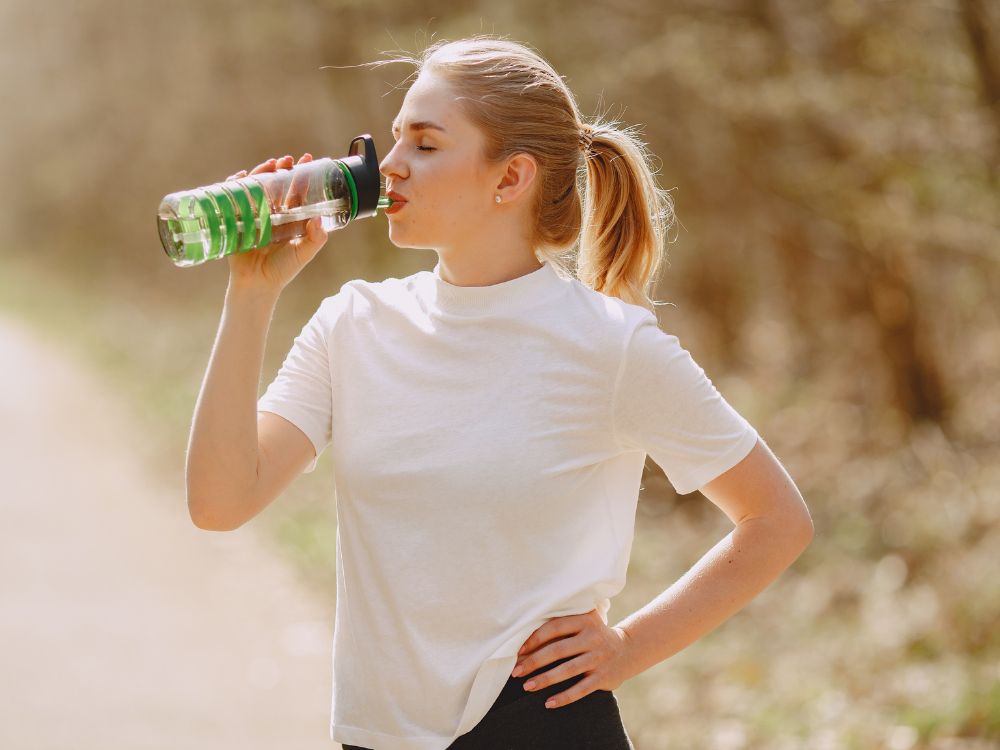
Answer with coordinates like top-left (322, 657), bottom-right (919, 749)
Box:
top-left (495, 195), bottom-right (502, 204)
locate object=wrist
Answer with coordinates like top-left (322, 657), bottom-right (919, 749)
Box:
top-left (225, 278), bottom-right (282, 306)
top-left (612, 624), bottom-right (643, 682)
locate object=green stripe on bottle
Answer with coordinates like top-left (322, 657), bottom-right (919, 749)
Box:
top-left (335, 161), bottom-right (358, 221)
top-left (177, 194), bottom-right (202, 263)
top-left (207, 184), bottom-right (238, 256)
top-left (194, 189), bottom-right (223, 259)
top-left (244, 181), bottom-right (271, 247)
top-left (221, 180), bottom-right (258, 251)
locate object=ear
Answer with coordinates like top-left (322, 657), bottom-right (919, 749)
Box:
top-left (495, 152), bottom-right (538, 205)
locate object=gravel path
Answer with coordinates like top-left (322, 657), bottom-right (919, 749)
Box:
top-left (0, 315), bottom-right (342, 749)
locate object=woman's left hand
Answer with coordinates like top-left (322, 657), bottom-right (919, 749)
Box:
top-left (511, 608), bottom-right (636, 709)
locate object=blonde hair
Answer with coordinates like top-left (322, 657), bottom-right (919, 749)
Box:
top-left (364, 34), bottom-right (676, 313)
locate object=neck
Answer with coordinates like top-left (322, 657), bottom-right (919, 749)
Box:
top-left (435, 249), bottom-right (543, 287)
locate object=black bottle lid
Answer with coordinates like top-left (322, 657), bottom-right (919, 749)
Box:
top-left (342, 134), bottom-right (381, 220)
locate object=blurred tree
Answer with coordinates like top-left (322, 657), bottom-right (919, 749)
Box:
top-left (959, 0), bottom-right (1000, 178)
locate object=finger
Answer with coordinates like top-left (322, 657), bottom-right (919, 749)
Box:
top-left (248, 158), bottom-right (278, 175)
top-left (273, 155), bottom-right (294, 209)
top-left (290, 215), bottom-right (325, 242)
top-left (289, 216), bottom-right (328, 259)
top-left (311, 216), bottom-right (328, 240)
top-left (226, 169), bottom-right (248, 180)
top-left (521, 654), bottom-right (590, 692)
top-left (286, 153), bottom-right (313, 208)
top-left (518, 618), bottom-right (581, 656)
top-left (513, 645), bottom-right (549, 676)
top-left (541, 675), bottom-right (601, 710)
top-left (518, 629), bottom-right (543, 656)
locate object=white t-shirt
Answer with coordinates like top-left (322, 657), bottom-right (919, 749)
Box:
top-left (257, 259), bottom-right (759, 750)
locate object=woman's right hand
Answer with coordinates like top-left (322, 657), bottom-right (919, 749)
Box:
top-left (225, 153), bottom-right (329, 292)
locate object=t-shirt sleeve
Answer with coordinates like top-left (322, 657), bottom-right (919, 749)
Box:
top-left (256, 296), bottom-right (338, 474)
top-left (613, 312), bottom-right (759, 495)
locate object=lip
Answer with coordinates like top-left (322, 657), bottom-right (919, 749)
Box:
top-left (384, 189), bottom-right (408, 216)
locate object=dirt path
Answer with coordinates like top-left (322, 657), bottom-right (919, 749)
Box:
top-left (0, 316), bottom-right (342, 749)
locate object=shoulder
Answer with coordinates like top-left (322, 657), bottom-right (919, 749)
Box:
top-left (316, 269), bottom-right (427, 320)
top-left (559, 272), bottom-right (660, 342)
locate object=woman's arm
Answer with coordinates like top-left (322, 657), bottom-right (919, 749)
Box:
top-left (186, 281), bottom-right (281, 530)
top-left (613, 436), bottom-right (813, 682)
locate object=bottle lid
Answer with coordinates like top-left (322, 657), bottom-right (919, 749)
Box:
top-left (341, 135), bottom-right (381, 220)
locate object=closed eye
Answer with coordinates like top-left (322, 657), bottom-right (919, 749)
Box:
top-left (390, 135), bottom-right (435, 152)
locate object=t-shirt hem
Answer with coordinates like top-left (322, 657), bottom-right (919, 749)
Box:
top-left (255, 400), bottom-right (325, 472)
top-left (332, 722), bottom-right (455, 750)
top-left (672, 425), bottom-right (760, 495)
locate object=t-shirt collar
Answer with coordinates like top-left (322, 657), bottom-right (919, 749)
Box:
top-left (426, 259), bottom-right (563, 316)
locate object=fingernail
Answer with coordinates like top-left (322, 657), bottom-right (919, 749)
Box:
top-left (523, 681), bottom-right (536, 691)
top-left (511, 665), bottom-right (522, 677)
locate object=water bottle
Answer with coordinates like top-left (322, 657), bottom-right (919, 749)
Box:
top-left (157, 134), bottom-right (392, 267)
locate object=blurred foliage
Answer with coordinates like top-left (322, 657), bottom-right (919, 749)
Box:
top-left (1, 0), bottom-right (998, 747)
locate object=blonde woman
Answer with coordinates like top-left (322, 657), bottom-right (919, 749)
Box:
top-left (187, 35), bottom-right (813, 750)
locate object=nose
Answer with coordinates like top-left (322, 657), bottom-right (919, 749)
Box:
top-left (379, 140), bottom-right (407, 181)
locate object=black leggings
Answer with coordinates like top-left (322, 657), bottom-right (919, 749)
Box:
top-left (342, 654), bottom-right (635, 749)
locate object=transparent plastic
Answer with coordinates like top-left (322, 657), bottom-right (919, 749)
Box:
top-left (157, 157), bottom-right (391, 267)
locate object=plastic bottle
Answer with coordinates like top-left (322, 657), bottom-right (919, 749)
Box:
top-left (157, 134), bottom-right (392, 267)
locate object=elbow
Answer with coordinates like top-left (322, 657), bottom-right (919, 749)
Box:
top-left (749, 497), bottom-right (815, 546)
top-left (186, 476), bottom-right (218, 530)
top-left (798, 514), bottom-right (815, 548)
top-left (761, 498), bottom-right (813, 551)
top-left (186, 469), bottom-right (252, 532)
top-left (780, 486), bottom-right (814, 548)
top-left (798, 492), bottom-right (816, 542)
top-left (787, 505), bottom-right (815, 550)
top-left (187, 496), bottom-right (221, 531)
top-left (187, 492), bottom-right (243, 532)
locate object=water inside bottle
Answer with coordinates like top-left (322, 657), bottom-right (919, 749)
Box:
top-left (159, 179), bottom-right (393, 267)
top-left (158, 189), bottom-right (353, 266)
top-left (271, 198), bottom-right (351, 228)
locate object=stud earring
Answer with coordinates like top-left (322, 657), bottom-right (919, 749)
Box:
top-left (495, 195), bottom-right (502, 204)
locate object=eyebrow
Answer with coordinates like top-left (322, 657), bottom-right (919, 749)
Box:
top-left (391, 119), bottom-right (448, 135)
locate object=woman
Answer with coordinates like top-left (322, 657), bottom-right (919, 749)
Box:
top-left (187, 35), bottom-right (813, 750)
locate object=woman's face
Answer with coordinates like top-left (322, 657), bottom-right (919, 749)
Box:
top-left (379, 72), bottom-right (500, 252)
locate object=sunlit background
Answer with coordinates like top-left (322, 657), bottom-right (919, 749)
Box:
top-left (1, 1), bottom-right (998, 748)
